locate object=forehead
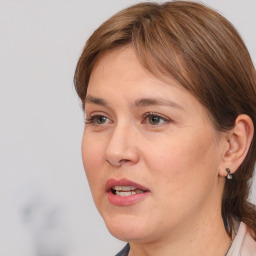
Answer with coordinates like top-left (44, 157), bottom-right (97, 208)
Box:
top-left (88, 46), bottom-right (180, 100)
top-left (90, 46), bottom-right (145, 82)
top-left (89, 45), bottom-right (183, 94)
top-left (89, 47), bottom-right (199, 111)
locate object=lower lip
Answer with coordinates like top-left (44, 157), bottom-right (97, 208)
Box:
top-left (107, 191), bottom-right (150, 206)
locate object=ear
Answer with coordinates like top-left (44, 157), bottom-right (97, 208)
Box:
top-left (219, 114), bottom-right (254, 177)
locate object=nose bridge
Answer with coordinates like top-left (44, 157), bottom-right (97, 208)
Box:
top-left (105, 121), bottom-right (138, 166)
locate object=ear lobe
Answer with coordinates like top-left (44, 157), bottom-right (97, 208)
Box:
top-left (219, 114), bottom-right (254, 177)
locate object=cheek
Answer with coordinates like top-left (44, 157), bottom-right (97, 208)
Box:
top-left (143, 135), bottom-right (220, 225)
top-left (81, 132), bottom-right (105, 196)
top-left (146, 130), bottom-right (219, 194)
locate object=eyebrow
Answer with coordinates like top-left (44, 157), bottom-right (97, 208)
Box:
top-left (85, 95), bottom-right (184, 111)
top-left (84, 95), bottom-right (108, 106)
top-left (134, 98), bottom-right (184, 110)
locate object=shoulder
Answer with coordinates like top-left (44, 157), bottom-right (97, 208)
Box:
top-left (227, 222), bottom-right (256, 256)
top-left (241, 224), bottom-right (256, 256)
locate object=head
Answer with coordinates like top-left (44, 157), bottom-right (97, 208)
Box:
top-left (74, 1), bottom-right (256, 240)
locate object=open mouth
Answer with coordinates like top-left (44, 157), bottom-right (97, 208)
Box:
top-left (111, 186), bottom-right (145, 196)
top-left (106, 179), bottom-right (150, 206)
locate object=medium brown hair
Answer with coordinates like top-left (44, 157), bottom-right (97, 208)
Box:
top-left (74, 1), bottom-right (256, 237)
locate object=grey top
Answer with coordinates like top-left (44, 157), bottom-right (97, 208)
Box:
top-left (115, 244), bottom-right (130, 256)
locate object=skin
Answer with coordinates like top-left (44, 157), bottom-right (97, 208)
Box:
top-left (82, 46), bottom-right (236, 256)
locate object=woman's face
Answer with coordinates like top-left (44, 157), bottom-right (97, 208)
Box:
top-left (82, 46), bottom-right (226, 243)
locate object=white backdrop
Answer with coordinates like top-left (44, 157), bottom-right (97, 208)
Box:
top-left (0, 1), bottom-right (255, 256)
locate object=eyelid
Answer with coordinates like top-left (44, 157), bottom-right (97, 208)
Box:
top-left (142, 112), bottom-right (172, 125)
top-left (85, 112), bottom-right (112, 125)
top-left (84, 111), bottom-right (173, 127)
top-left (143, 112), bottom-right (169, 120)
top-left (85, 111), bottom-right (108, 119)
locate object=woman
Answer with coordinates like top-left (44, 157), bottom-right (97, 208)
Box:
top-left (74, 1), bottom-right (256, 255)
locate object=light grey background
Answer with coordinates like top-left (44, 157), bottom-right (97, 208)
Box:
top-left (0, 1), bottom-right (255, 256)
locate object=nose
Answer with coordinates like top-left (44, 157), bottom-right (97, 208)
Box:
top-left (105, 124), bottom-right (139, 167)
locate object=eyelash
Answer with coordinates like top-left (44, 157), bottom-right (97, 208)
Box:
top-left (85, 115), bottom-right (110, 125)
top-left (85, 112), bottom-right (171, 126)
top-left (143, 112), bottom-right (170, 126)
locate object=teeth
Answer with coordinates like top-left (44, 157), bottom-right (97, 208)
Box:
top-left (114, 188), bottom-right (145, 196)
top-left (116, 191), bottom-right (136, 196)
top-left (113, 186), bottom-right (136, 191)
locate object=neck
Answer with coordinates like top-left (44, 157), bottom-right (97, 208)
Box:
top-left (128, 211), bottom-right (231, 256)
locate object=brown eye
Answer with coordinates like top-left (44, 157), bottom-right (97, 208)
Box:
top-left (85, 115), bottom-right (110, 125)
top-left (148, 115), bottom-right (162, 125)
top-left (96, 116), bottom-right (108, 124)
top-left (144, 113), bottom-right (169, 126)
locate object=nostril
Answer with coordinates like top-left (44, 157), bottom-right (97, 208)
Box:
top-left (105, 140), bottom-right (139, 166)
top-left (119, 159), bottom-right (129, 164)
top-left (105, 158), bottom-right (130, 167)
top-left (105, 158), bottom-right (121, 167)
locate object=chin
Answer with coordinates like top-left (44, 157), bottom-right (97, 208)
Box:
top-left (102, 212), bottom-right (150, 242)
top-left (107, 225), bottom-right (146, 242)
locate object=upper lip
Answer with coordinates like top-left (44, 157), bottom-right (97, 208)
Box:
top-left (106, 178), bottom-right (150, 192)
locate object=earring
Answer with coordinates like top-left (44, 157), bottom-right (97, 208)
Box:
top-left (225, 168), bottom-right (233, 180)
